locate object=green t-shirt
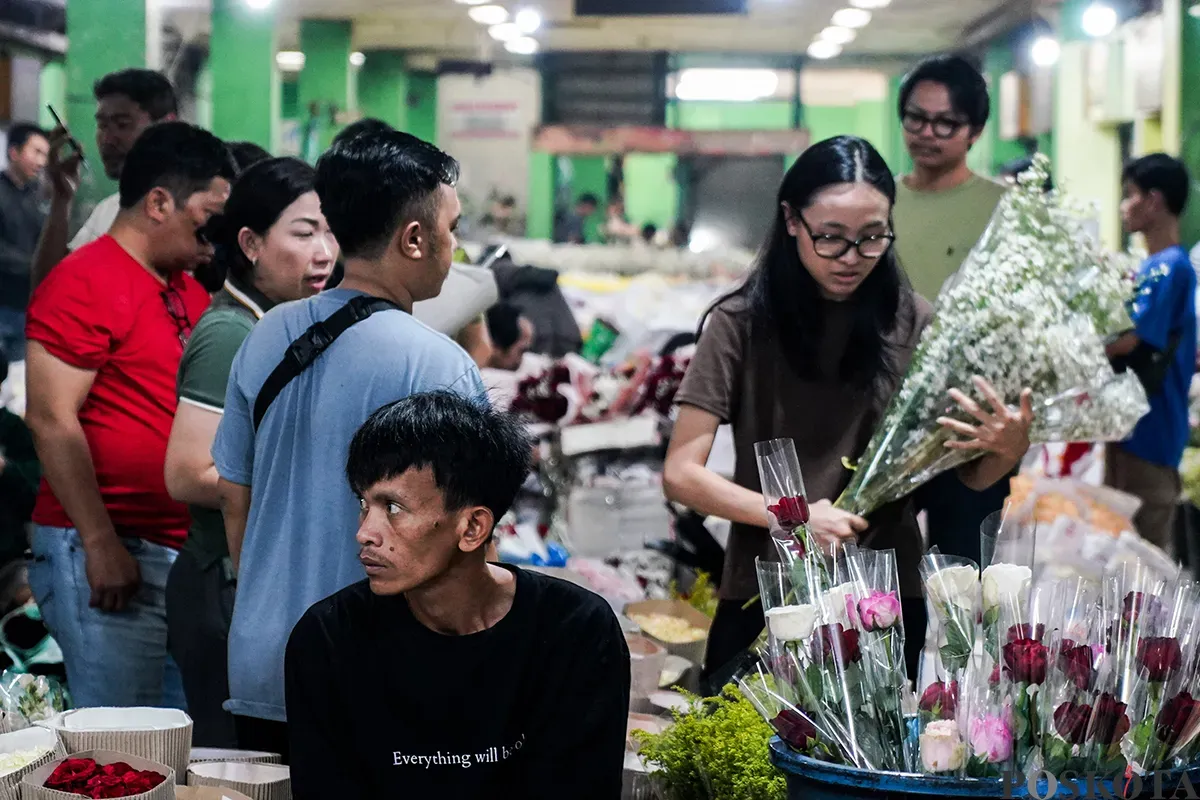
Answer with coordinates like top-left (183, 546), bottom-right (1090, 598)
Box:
top-left (892, 173), bottom-right (1008, 303)
top-left (176, 288), bottom-right (260, 569)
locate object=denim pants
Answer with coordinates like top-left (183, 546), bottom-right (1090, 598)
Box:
top-left (0, 308), bottom-right (24, 361)
top-left (28, 526), bottom-right (186, 709)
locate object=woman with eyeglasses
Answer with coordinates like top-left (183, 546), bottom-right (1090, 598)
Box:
top-left (162, 157), bottom-right (337, 747)
top-left (664, 136), bottom-right (1033, 687)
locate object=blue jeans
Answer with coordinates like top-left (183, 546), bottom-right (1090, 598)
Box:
top-left (28, 526), bottom-right (186, 709)
top-left (0, 308), bottom-right (24, 361)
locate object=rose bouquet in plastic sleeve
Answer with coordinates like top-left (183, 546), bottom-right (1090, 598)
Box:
top-left (961, 662), bottom-right (1014, 778)
top-left (755, 439), bottom-right (816, 567)
top-left (979, 510), bottom-right (1035, 676)
top-left (737, 660), bottom-right (847, 764)
top-left (1038, 578), bottom-right (1104, 777)
top-left (999, 581), bottom-right (1058, 773)
top-left (920, 552), bottom-right (980, 684)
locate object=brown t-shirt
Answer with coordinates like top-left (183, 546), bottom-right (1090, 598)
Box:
top-left (675, 290), bottom-right (934, 600)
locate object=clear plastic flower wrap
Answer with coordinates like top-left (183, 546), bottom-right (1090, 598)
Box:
top-left (1037, 578), bottom-right (1103, 778)
top-left (0, 671), bottom-right (68, 729)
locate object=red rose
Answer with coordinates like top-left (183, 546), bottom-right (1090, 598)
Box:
top-left (1123, 591), bottom-right (1161, 624)
top-left (919, 680), bottom-right (958, 720)
top-left (1003, 637), bottom-right (1049, 684)
top-left (772, 709), bottom-right (818, 751)
top-left (989, 665), bottom-right (1001, 686)
top-left (1006, 623), bottom-right (1045, 643)
top-left (1059, 642), bottom-right (1094, 691)
top-left (85, 773), bottom-right (128, 798)
top-left (100, 762), bottom-right (134, 778)
top-left (811, 624), bottom-right (861, 667)
top-left (1156, 692), bottom-right (1200, 747)
top-left (1088, 693), bottom-right (1131, 745)
top-left (1137, 637), bottom-right (1183, 682)
top-left (124, 770), bottom-right (165, 794)
top-left (46, 758), bottom-right (99, 789)
top-left (1054, 701), bottom-right (1093, 745)
top-left (768, 495), bottom-right (810, 529)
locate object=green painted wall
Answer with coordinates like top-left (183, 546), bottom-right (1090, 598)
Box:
top-left (569, 156), bottom-right (609, 242)
top-left (886, 73), bottom-right (914, 175)
top-left (1180, 0), bottom-right (1200, 244)
top-left (667, 100), bottom-right (793, 131)
top-left (405, 73), bottom-right (438, 143)
top-left (298, 19), bottom-right (352, 153)
top-left (282, 80), bottom-right (300, 122)
top-left (358, 51), bottom-right (408, 130)
top-left (527, 152), bottom-right (556, 241)
top-left (623, 154), bottom-right (678, 231)
top-left (210, 0), bottom-right (279, 151)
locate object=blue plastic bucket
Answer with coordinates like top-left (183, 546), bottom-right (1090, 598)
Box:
top-left (769, 738), bottom-right (1200, 799)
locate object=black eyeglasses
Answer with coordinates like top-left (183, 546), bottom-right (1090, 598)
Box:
top-left (161, 288), bottom-right (193, 347)
top-left (902, 109), bottom-right (968, 140)
top-left (794, 213), bottom-right (894, 260)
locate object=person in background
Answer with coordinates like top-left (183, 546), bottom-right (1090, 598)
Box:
top-left (212, 131), bottom-right (486, 758)
top-left (492, 254), bottom-right (582, 358)
top-left (485, 302), bottom-right (534, 371)
top-left (1106, 154), bottom-right (1197, 549)
top-left (0, 123), bottom-right (49, 358)
top-left (640, 223), bottom-right (659, 247)
top-left (480, 194), bottom-right (525, 238)
top-left (0, 354), bottom-right (39, 571)
top-left (32, 69), bottom-right (178, 293)
top-left (286, 392), bottom-right (629, 798)
top-left (554, 193), bottom-right (598, 244)
top-left (603, 197), bottom-right (639, 244)
top-left (23, 122), bottom-right (233, 709)
top-left (664, 136), bottom-right (1032, 688)
top-left (163, 157), bottom-right (336, 747)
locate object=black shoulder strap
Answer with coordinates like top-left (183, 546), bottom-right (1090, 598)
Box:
top-left (252, 295), bottom-right (400, 431)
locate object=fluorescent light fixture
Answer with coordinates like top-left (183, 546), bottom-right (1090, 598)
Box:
top-left (454, 0), bottom-right (490, 4)
top-left (807, 39), bottom-right (843, 59)
top-left (275, 50), bottom-right (305, 71)
top-left (831, 8), bottom-right (871, 27)
top-left (469, 5), bottom-right (509, 25)
top-left (849, 0), bottom-right (890, 7)
top-left (820, 25), bottom-right (856, 44)
top-left (1191, 1), bottom-right (1200, 18)
top-left (1081, 2), bottom-right (1118, 37)
top-left (1030, 35), bottom-right (1060, 67)
top-left (515, 8), bottom-right (542, 33)
top-left (673, 68), bottom-right (781, 102)
top-left (489, 22), bottom-right (523, 41)
top-left (349, 51), bottom-right (366, 67)
top-left (505, 36), bottom-right (539, 55)
top-left (688, 228), bottom-right (720, 254)
top-left (244, 0), bottom-right (272, 9)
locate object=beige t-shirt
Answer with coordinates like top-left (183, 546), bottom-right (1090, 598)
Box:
top-left (69, 193), bottom-right (121, 251)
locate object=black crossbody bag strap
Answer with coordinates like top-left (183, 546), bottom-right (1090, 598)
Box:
top-left (252, 295), bottom-right (401, 431)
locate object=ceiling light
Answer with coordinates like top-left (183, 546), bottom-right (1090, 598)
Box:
top-left (674, 68), bottom-right (781, 102)
top-left (505, 36), bottom-right (539, 55)
top-left (807, 40), bottom-right (843, 59)
top-left (454, 0), bottom-right (490, 4)
top-left (849, 0), bottom-right (890, 7)
top-left (831, 8), bottom-right (871, 27)
top-left (244, 0), bottom-right (272, 9)
top-left (1030, 35), bottom-right (1061, 67)
top-left (1081, 2), bottom-right (1118, 37)
top-left (489, 22), bottom-right (522, 41)
top-left (349, 51), bottom-right (366, 67)
top-left (468, 4), bottom-right (509, 25)
top-left (1191, 1), bottom-right (1200, 18)
top-left (820, 26), bottom-right (856, 44)
top-left (514, 8), bottom-right (542, 33)
top-left (688, 228), bottom-right (720, 254)
top-left (275, 51), bottom-right (305, 71)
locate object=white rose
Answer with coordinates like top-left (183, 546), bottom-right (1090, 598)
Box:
top-left (981, 563), bottom-right (1032, 610)
top-left (920, 719), bottom-right (966, 773)
top-left (926, 565), bottom-right (979, 610)
top-left (765, 604), bottom-right (818, 643)
top-left (821, 583), bottom-right (860, 628)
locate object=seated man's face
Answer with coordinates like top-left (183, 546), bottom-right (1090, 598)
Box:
top-left (355, 467), bottom-right (489, 595)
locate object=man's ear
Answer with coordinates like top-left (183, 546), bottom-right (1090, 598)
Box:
top-left (144, 187), bottom-right (176, 224)
top-left (966, 126), bottom-right (984, 148)
top-left (393, 219), bottom-right (426, 261)
top-left (458, 507), bottom-right (496, 554)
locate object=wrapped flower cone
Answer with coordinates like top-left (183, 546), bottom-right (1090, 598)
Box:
top-left (39, 708), bottom-right (192, 784)
top-left (187, 761), bottom-right (290, 800)
top-left (21, 749), bottom-right (174, 800)
top-left (176, 788), bottom-right (254, 800)
top-left (189, 748), bottom-right (282, 766)
top-left (0, 726), bottom-right (64, 800)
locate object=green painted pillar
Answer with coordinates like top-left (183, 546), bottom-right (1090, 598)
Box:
top-left (569, 157), bottom-right (609, 243)
top-left (65, 0), bottom-right (152, 205)
top-left (1180, 0), bottom-right (1200, 244)
top-left (405, 73), bottom-right (438, 144)
top-left (358, 51), bottom-right (408, 131)
top-left (210, 0), bottom-right (279, 152)
top-left (527, 152), bottom-right (555, 241)
top-left (298, 19), bottom-right (353, 156)
top-left (886, 73), bottom-right (914, 175)
top-left (38, 61), bottom-right (67, 131)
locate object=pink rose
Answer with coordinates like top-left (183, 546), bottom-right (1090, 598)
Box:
top-left (969, 714), bottom-right (1014, 764)
top-left (858, 590), bottom-right (901, 632)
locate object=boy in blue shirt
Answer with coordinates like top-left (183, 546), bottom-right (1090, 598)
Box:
top-left (1107, 153), bottom-right (1197, 549)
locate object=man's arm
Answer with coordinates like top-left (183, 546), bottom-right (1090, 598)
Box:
top-left (1106, 332), bottom-right (1140, 359)
top-left (218, 478), bottom-right (251, 573)
top-left (28, 130), bottom-right (83, 294)
top-left (165, 403), bottom-right (223, 508)
top-left (24, 342), bottom-right (140, 612)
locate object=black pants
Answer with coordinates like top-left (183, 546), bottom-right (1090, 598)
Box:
top-left (701, 597), bottom-right (928, 694)
top-left (234, 716), bottom-right (290, 765)
top-left (165, 550), bottom-right (238, 748)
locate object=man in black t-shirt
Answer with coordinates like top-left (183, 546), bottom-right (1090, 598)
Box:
top-left (285, 392), bottom-right (630, 799)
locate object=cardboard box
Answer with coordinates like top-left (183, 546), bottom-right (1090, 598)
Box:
top-left (189, 749), bottom-right (281, 766)
top-left (41, 707), bottom-right (192, 785)
top-left (22, 749), bottom-right (175, 800)
top-left (623, 599), bottom-right (712, 664)
top-left (0, 726), bottom-right (64, 800)
top-left (176, 787), bottom-right (254, 800)
top-left (187, 761), bottom-right (290, 800)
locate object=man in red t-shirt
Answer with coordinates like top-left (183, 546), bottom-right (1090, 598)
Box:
top-left (24, 122), bottom-right (234, 709)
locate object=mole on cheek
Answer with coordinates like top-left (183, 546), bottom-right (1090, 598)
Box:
top-left (388, 546), bottom-right (395, 552)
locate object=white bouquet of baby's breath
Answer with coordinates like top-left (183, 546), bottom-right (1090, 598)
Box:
top-left (837, 156), bottom-right (1148, 517)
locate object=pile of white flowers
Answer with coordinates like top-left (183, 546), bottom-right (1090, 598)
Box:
top-left (838, 155), bottom-right (1149, 516)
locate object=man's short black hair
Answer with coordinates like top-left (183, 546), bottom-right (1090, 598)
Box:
top-left (6, 122), bottom-right (46, 153)
top-left (486, 303), bottom-right (523, 350)
top-left (578, 193), bottom-right (599, 208)
top-left (94, 69), bottom-right (178, 121)
top-left (1123, 153), bottom-right (1191, 217)
top-left (118, 122), bottom-right (237, 209)
top-left (899, 55), bottom-right (990, 131)
top-left (228, 141), bottom-right (272, 173)
top-left (315, 130), bottom-right (459, 259)
top-left (332, 117), bottom-right (395, 149)
top-left (347, 392), bottom-right (533, 525)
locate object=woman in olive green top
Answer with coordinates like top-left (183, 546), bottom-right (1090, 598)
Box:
top-left (665, 137), bottom-right (1033, 688)
top-left (163, 157), bottom-right (338, 745)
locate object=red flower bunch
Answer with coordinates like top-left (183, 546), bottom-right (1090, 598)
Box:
top-left (1003, 637), bottom-right (1049, 684)
top-left (811, 623), bottom-right (861, 667)
top-left (1054, 701), bottom-right (1093, 745)
top-left (45, 759), bottom-right (166, 798)
top-left (1137, 637), bottom-right (1183, 682)
top-left (768, 496), bottom-right (810, 530)
top-left (1006, 623), bottom-right (1045, 643)
top-left (772, 709), bottom-right (818, 751)
top-left (918, 680), bottom-right (958, 720)
top-left (1088, 693), bottom-right (1131, 745)
top-left (633, 355), bottom-right (689, 416)
top-left (1156, 692), bottom-right (1200, 747)
top-left (1122, 591), bottom-right (1162, 624)
top-left (511, 365), bottom-right (571, 422)
top-left (1058, 640), bottom-right (1094, 691)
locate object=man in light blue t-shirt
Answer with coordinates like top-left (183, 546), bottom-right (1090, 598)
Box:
top-left (212, 131), bottom-right (486, 754)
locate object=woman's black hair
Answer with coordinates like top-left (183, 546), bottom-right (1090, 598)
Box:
top-left (712, 135), bottom-right (910, 390)
top-left (195, 157), bottom-right (317, 292)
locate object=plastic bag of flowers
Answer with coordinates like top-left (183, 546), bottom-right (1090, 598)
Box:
top-left (836, 155), bottom-right (1148, 518)
top-left (0, 671), bottom-right (68, 729)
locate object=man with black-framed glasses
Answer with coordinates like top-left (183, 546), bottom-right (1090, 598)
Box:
top-left (23, 122), bottom-right (234, 709)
